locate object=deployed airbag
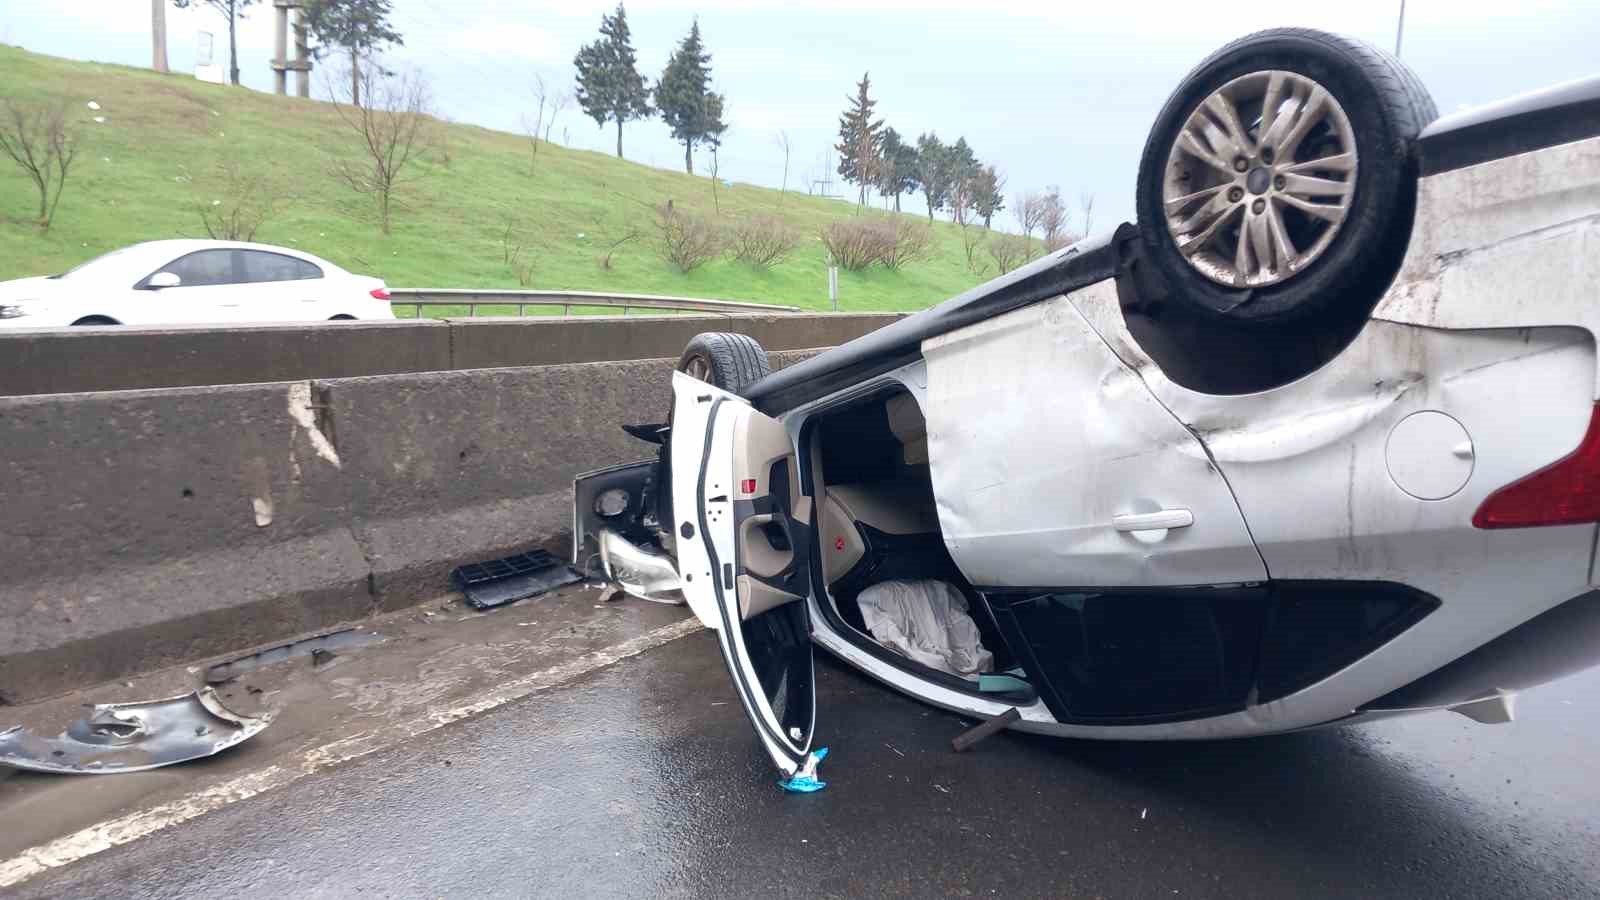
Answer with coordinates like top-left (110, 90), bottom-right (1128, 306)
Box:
top-left (857, 579), bottom-right (994, 677)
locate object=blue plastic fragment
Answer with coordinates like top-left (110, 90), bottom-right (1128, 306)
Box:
top-left (778, 747), bottom-right (829, 793)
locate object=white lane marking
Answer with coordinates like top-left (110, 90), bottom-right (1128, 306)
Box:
top-left (0, 617), bottom-right (704, 888)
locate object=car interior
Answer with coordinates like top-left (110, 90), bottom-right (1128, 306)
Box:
top-left (797, 387), bottom-right (1021, 694)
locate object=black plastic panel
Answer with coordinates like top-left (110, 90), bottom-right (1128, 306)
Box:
top-left (994, 588), bottom-right (1269, 724)
top-left (1418, 74), bottom-right (1600, 175)
top-left (1256, 581), bottom-right (1438, 703)
top-left (991, 581), bottom-right (1439, 725)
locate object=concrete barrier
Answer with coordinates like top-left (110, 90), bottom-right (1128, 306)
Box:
top-left (0, 313), bottom-right (902, 396)
top-left (0, 349), bottom-right (821, 702)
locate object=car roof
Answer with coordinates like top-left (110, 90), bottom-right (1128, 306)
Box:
top-left (740, 224), bottom-right (1132, 417)
top-left (119, 239), bottom-right (339, 268)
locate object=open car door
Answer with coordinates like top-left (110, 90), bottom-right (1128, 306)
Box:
top-left (668, 372), bottom-right (826, 790)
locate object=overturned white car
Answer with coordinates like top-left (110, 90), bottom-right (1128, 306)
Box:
top-left (576, 29), bottom-right (1600, 784)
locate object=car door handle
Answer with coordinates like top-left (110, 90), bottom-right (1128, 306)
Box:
top-left (1112, 509), bottom-right (1194, 532)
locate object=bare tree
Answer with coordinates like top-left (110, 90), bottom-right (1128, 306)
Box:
top-left (773, 130), bottom-right (791, 205)
top-left (0, 99), bottom-right (78, 229)
top-left (328, 65), bottom-right (434, 235)
top-left (1012, 190), bottom-right (1044, 240)
top-left (1039, 186), bottom-right (1071, 252)
top-left (986, 233), bottom-right (1030, 275)
top-left (591, 214), bottom-right (641, 271)
top-left (708, 145), bottom-right (722, 215)
top-left (543, 86), bottom-right (568, 144)
top-left (197, 156), bottom-right (284, 240)
top-left (498, 214), bottom-right (539, 286)
top-left (958, 220), bottom-right (989, 276)
top-left (1079, 190), bottom-right (1095, 238)
top-left (521, 73), bottom-right (568, 175)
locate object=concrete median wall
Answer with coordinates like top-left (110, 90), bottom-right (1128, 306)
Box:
top-left (0, 313), bottom-right (901, 396)
top-left (0, 349), bottom-right (820, 703)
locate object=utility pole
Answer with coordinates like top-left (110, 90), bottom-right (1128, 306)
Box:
top-left (152, 0), bottom-right (169, 73)
top-left (271, 0), bottom-right (313, 97)
top-left (1394, 0), bottom-right (1407, 57)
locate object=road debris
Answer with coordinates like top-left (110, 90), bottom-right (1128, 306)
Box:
top-left (452, 549), bottom-right (581, 610)
top-left (0, 688), bottom-right (273, 775)
top-left (951, 706), bottom-right (1021, 753)
top-left (203, 628), bottom-right (382, 683)
top-left (778, 747), bottom-right (829, 794)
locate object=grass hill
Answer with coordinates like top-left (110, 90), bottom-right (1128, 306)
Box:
top-left (0, 45), bottom-right (1006, 314)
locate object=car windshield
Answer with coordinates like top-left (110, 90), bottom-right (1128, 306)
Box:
top-left (48, 245), bottom-right (143, 279)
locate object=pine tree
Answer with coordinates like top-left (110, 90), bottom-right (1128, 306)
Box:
top-left (914, 132), bottom-right (949, 222)
top-left (972, 165), bottom-right (1006, 228)
top-left (574, 3), bottom-right (652, 159)
top-left (303, 0), bottom-right (403, 107)
top-left (655, 20), bottom-right (726, 175)
top-left (875, 127), bottom-right (919, 212)
top-left (834, 72), bottom-right (883, 208)
top-left (945, 137), bottom-right (979, 223)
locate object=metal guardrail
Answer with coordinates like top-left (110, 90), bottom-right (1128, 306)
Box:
top-left (389, 288), bottom-right (802, 318)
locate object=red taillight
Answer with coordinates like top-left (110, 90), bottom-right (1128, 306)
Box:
top-left (369, 287), bottom-right (390, 300)
top-left (740, 478), bottom-right (757, 495)
top-left (1474, 403), bottom-right (1600, 529)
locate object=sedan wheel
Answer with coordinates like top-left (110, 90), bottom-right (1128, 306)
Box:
top-left (1135, 28), bottom-right (1436, 325)
top-left (1162, 69), bottom-right (1358, 289)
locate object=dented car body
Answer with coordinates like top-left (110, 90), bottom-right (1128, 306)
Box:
top-left (577, 46), bottom-right (1600, 780)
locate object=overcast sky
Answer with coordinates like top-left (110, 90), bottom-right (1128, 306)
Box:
top-left (2, 0), bottom-right (1597, 231)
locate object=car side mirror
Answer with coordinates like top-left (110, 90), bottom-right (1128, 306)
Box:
top-left (147, 271), bottom-right (182, 289)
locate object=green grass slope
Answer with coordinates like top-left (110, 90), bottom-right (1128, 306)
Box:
top-left (0, 45), bottom-right (1009, 314)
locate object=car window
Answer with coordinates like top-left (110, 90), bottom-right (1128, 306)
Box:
top-left (158, 250), bottom-right (239, 287)
top-left (241, 251), bottom-right (322, 283)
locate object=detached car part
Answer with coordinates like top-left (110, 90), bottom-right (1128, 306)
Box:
top-left (451, 549), bottom-right (581, 610)
top-left (0, 688), bottom-right (273, 775)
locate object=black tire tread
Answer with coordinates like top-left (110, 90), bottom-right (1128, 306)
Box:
top-left (1135, 27), bottom-right (1439, 324)
top-left (678, 332), bottom-right (772, 395)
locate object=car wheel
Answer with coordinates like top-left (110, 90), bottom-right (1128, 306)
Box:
top-left (1134, 28), bottom-right (1436, 324)
top-left (70, 316), bottom-right (119, 326)
top-left (677, 332), bottom-right (771, 395)
top-left (328, 315), bottom-right (356, 320)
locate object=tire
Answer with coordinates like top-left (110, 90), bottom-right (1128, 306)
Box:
top-left (676, 332), bottom-right (771, 395)
top-left (70, 316), bottom-right (119, 326)
top-left (328, 314), bottom-right (356, 321)
top-left (1135, 28), bottom-right (1437, 324)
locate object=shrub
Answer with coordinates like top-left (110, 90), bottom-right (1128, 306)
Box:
top-left (197, 157), bottom-right (283, 242)
top-left (986, 233), bottom-right (1032, 275)
top-left (653, 202), bottom-right (725, 273)
top-left (819, 218), bottom-right (893, 271)
top-left (879, 219), bottom-right (932, 270)
top-left (729, 215), bottom-right (799, 269)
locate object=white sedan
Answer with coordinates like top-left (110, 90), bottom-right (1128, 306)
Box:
top-left (0, 240), bottom-right (394, 328)
top-left (577, 28), bottom-right (1600, 790)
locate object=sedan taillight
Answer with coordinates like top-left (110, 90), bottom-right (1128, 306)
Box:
top-left (1474, 403), bottom-right (1600, 528)
top-left (370, 287), bottom-right (390, 300)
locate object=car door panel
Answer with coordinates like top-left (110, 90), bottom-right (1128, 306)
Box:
top-left (670, 372), bottom-right (819, 781)
top-left (920, 294), bottom-right (1267, 590)
top-left (1069, 275), bottom-right (1600, 722)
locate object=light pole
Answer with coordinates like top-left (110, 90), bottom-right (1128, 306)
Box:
top-left (1394, 0), bottom-right (1407, 57)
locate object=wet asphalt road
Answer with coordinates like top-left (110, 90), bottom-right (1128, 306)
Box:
top-left (13, 630), bottom-right (1600, 899)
